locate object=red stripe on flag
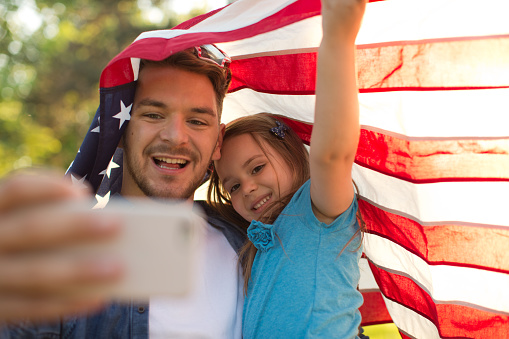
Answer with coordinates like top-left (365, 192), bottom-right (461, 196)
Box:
top-left (101, 59), bottom-right (135, 89)
top-left (277, 116), bottom-right (313, 145)
top-left (263, 121), bottom-right (509, 183)
top-left (100, 0), bottom-right (320, 87)
top-left (359, 199), bottom-right (509, 274)
top-left (356, 130), bottom-right (509, 183)
top-left (360, 290), bottom-right (393, 326)
top-left (229, 53), bottom-right (317, 94)
top-left (228, 35), bottom-right (509, 94)
top-left (368, 261), bottom-right (509, 338)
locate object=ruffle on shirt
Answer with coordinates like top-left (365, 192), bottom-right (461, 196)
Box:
top-left (247, 220), bottom-right (275, 252)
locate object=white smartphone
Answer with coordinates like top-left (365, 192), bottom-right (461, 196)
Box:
top-left (46, 198), bottom-right (205, 300)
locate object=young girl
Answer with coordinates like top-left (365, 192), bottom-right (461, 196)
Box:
top-left (208, 0), bottom-right (367, 337)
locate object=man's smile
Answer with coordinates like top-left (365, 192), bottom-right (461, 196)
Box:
top-left (153, 157), bottom-right (188, 170)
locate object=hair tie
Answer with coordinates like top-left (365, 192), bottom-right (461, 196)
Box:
top-left (270, 120), bottom-right (289, 139)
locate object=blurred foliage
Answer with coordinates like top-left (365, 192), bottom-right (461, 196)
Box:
top-left (0, 0), bottom-right (220, 177)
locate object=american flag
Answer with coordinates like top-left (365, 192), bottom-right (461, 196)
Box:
top-left (67, 0), bottom-right (509, 337)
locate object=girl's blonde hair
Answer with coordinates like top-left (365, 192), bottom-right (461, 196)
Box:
top-left (207, 113), bottom-right (310, 292)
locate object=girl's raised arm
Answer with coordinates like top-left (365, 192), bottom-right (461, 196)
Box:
top-left (309, 0), bottom-right (366, 223)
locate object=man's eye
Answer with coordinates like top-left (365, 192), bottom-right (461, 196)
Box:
top-left (230, 183), bottom-right (240, 193)
top-left (189, 119), bottom-right (206, 126)
top-left (252, 165), bottom-right (264, 174)
top-left (145, 113), bottom-right (162, 119)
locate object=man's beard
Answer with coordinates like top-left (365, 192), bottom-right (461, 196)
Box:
top-left (126, 161), bottom-right (202, 200)
top-left (123, 143), bottom-right (209, 201)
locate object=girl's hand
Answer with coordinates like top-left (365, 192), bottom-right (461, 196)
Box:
top-left (321, 0), bottom-right (367, 44)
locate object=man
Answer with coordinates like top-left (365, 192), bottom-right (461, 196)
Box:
top-left (0, 47), bottom-right (246, 338)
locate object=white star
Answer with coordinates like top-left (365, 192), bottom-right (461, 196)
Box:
top-left (93, 191), bottom-right (110, 209)
top-left (113, 100), bottom-right (132, 129)
top-left (70, 174), bottom-right (88, 190)
top-left (99, 158), bottom-right (120, 178)
top-left (91, 117), bottom-right (100, 133)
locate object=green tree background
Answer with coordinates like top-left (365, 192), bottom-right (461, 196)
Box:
top-left (0, 0), bottom-right (221, 177)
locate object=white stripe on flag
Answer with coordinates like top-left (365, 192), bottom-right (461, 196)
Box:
top-left (359, 257), bottom-right (379, 291)
top-left (359, 89), bottom-right (509, 139)
top-left (192, 0), bottom-right (299, 31)
top-left (358, 0), bottom-right (509, 46)
top-left (364, 233), bottom-right (509, 314)
top-left (353, 164), bottom-right (509, 227)
top-left (130, 58), bottom-right (140, 81)
top-left (134, 0), bottom-right (509, 52)
top-left (382, 295), bottom-right (441, 339)
top-left (223, 89), bottom-right (315, 124)
top-left (134, 0), bottom-right (300, 41)
top-left (224, 89), bottom-right (509, 139)
top-left (134, 29), bottom-right (184, 42)
top-left (217, 16), bottom-right (322, 57)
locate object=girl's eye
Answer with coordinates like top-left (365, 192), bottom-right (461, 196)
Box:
top-left (252, 165), bottom-right (264, 174)
top-left (230, 183), bottom-right (240, 193)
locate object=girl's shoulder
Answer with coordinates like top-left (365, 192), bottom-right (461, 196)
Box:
top-left (280, 179), bottom-right (311, 214)
top-left (280, 179), bottom-right (358, 231)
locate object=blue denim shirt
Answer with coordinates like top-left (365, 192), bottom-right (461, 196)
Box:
top-left (0, 201), bottom-right (246, 339)
top-left (1, 302), bottom-right (148, 339)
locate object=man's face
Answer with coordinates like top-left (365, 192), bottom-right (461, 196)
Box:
top-left (121, 65), bottom-right (224, 201)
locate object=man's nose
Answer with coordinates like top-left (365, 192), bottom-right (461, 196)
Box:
top-left (159, 116), bottom-right (188, 145)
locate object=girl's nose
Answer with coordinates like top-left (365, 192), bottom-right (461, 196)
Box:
top-left (242, 179), bottom-right (257, 196)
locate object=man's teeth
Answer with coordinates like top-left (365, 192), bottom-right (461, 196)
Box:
top-left (254, 196), bottom-right (270, 210)
top-left (154, 157), bottom-right (186, 164)
top-left (154, 157), bottom-right (187, 169)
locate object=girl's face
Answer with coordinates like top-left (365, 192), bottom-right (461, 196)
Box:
top-left (215, 133), bottom-right (294, 222)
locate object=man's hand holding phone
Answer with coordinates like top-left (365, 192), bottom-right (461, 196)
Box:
top-left (0, 172), bottom-right (204, 324)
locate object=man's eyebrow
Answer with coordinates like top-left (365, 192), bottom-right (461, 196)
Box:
top-left (191, 106), bottom-right (218, 118)
top-left (135, 98), bottom-right (167, 109)
top-left (221, 154), bottom-right (264, 187)
top-left (134, 99), bottom-right (217, 118)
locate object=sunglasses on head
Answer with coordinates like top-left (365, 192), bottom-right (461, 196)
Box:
top-left (194, 44), bottom-right (231, 69)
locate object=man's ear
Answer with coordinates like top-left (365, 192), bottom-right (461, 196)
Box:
top-left (212, 123), bottom-right (225, 161)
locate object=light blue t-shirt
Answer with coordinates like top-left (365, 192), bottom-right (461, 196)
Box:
top-left (243, 180), bottom-right (363, 339)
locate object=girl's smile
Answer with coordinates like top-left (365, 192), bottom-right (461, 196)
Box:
top-left (215, 133), bottom-right (293, 222)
